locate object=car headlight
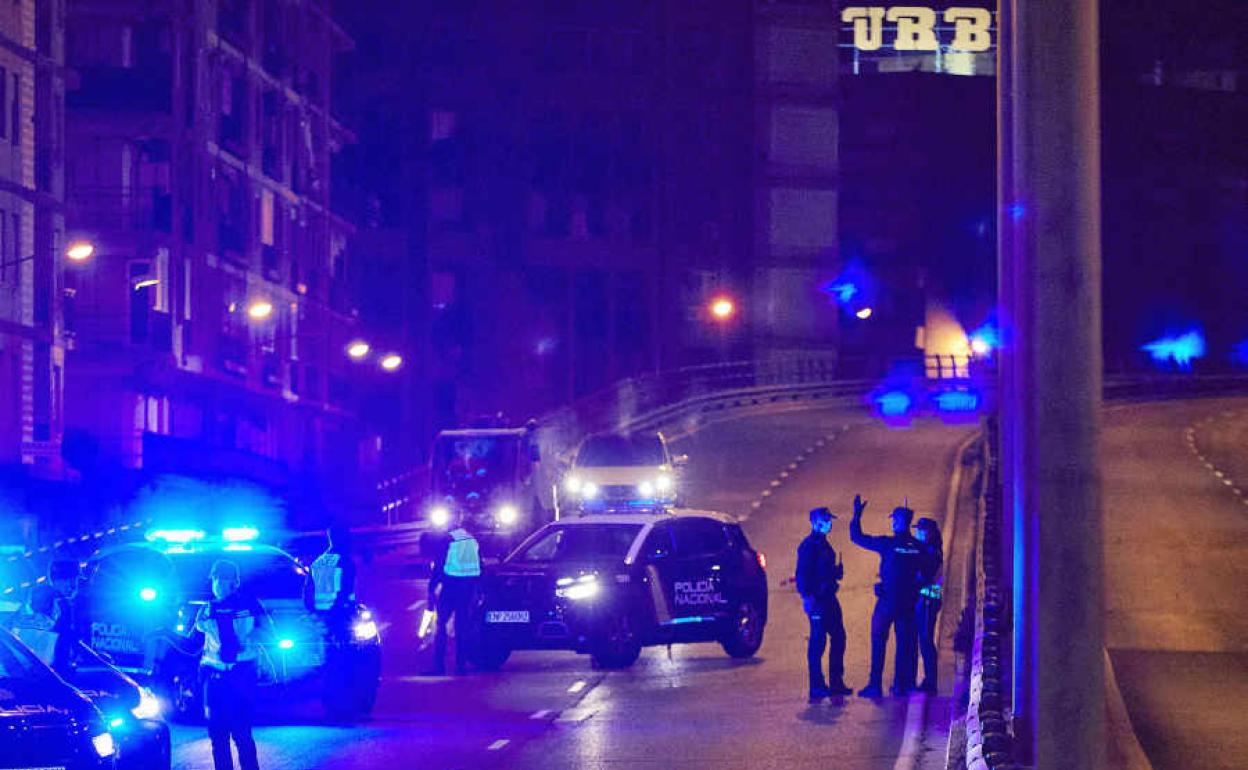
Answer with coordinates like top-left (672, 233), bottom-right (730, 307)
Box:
top-left (131, 687), bottom-right (162, 721)
top-left (564, 477), bottom-right (583, 494)
top-left (580, 482), bottom-right (599, 499)
top-left (496, 505), bottom-right (519, 525)
top-left (637, 481), bottom-right (655, 497)
top-left (92, 732), bottom-right (117, 758)
top-left (655, 474), bottom-right (674, 493)
top-left (429, 505), bottom-right (451, 528)
top-left (555, 574), bottom-right (599, 601)
top-left (353, 619), bottom-right (379, 641)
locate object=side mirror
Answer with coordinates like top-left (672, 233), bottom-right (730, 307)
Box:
top-left (672, 454), bottom-right (689, 468)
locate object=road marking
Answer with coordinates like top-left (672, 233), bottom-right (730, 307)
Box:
top-left (750, 501), bottom-right (762, 509)
top-left (761, 489), bottom-right (772, 498)
top-left (407, 599), bottom-right (427, 611)
top-left (770, 479), bottom-right (781, 487)
top-left (892, 692), bottom-right (928, 770)
top-left (567, 680), bottom-right (587, 693)
top-left (1214, 470), bottom-right (1225, 479)
top-left (531, 709), bottom-right (551, 720)
top-left (1223, 479), bottom-right (1235, 487)
top-left (779, 471), bottom-right (790, 479)
top-left (488, 739), bottom-right (510, 751)
top-left (788, 462), bottom-right (798, 470)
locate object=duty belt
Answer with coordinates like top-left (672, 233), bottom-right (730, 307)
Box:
top-left (920, 584), bottom-right (943, 600)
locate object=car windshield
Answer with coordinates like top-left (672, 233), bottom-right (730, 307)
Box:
top-left (577, 435), bottom-right (665, 467)
top-left (511, 524), bottom-right (642, 564)
top-left (0, 630), bottom-right (48, 680)
top-left (432, 435), bottom-right (519, 495)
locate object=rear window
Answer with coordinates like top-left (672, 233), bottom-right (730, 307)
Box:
top-left (577, 435), bottom-right (665, 467)
top-left (512, 524), bottom-right (642, 564)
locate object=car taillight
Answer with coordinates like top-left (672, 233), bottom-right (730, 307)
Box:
top-left (756, 551), bottom-right (766, 570)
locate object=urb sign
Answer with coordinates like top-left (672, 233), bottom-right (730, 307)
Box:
top-left (842, 7), bottom-right (994, 52)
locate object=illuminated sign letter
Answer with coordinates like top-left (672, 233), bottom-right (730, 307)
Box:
top-left (886, 7), bottom-right (939, 51)
top-left (945, 8), bottom-right (993, 52)
top-left (841, 7), bottom-right (886, 52)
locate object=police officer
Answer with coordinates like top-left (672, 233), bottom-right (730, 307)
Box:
top-left (427, 512), bottom-right (481, 675)
top-left (195, 560), bottom-right (270, 770)
top-left (913, 517), bottom-right (944, 693)
top-left (850, 495), bottom-right (923, 697)
top-left (309, 524), bottom-right (358, 641)
top-left (797, 506), bottom-right (852, 701)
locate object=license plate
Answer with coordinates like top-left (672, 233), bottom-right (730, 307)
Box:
top-left (485, 610), bottom-right (529, 623)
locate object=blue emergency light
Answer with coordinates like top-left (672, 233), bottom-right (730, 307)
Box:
top-left (138, 587), bottom-right (159, 602)
top-left (145, 529), bottom-right (205, 544)
top-left (222, 526), bottom-right (260, 543)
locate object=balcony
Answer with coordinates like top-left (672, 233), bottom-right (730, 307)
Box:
top-left (68, 186), bottom-right (173, 233)
top-left (67, 63), bottom-right (173, 112)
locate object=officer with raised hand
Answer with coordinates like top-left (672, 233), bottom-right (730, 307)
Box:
top-left (195, 560), bottom-right (270, 770)
top-left (797, 506), bottom-right (852, 702)
top-left (850, 495), bottom-right (924, 697)
top-left (426, 511), bottom-right (482, 675)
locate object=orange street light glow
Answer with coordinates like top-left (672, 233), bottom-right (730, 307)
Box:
top-left (710, 297), bottom-right (735, 320)
top-left (66, 241), bottom-right (95, 262)
top-left (856, 307), bottom-right (873, 320)
top-left (247, 301), bottom-right (274, 320)
top-left (380, 354), bottom-right (403, 371)
top-left (347, 340), bottom-right (371, 359)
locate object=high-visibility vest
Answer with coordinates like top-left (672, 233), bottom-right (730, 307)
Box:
top-left (444, 529), bottom-right (481, 577)
top-left (311, 552), bottom-right (354, 610)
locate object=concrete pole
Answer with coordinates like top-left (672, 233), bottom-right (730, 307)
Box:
top-left (1007, 0), bottom-right (1105, 766)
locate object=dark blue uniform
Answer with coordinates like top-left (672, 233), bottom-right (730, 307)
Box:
top-left (915, 540), bottom-right (943, 692)
top-left (796, 532), bottom-right (847, 695)
top-left (851, 515), bottom-right (924, 694)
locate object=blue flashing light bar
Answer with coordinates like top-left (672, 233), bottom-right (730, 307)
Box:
top-left (146, 529), bottom-right (205, 544)
top-left (876, 391), bottom-right (913, 417)
top-left (222, 527), bottom-right (260, 543)
top-left (1142, 330), bottom-right (1205, 369)
top-left (936, 390), bottom-right (981, 413)
top-left (278, 638), bottom-right (295, 650)
top-left (138, 587), bottom-right (158, 602)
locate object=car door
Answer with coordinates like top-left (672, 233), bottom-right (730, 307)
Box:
top-left (666, 519), bottom-right (733, 638)
top-left (635, 523), bottom-right (678, 641)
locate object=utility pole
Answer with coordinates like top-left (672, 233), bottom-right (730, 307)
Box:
top-left (1001, 1), bottom-right (1105, 767)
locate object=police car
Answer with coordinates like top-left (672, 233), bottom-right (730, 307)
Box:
top-left (469, 509), bottom-right (767, 670)
top-left (0, 627), bottom-right (119, 769)
top-left (79, 528), bottom-right (381, 721)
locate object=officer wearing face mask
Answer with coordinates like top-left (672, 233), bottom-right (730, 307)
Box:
top-left (796, 506), bottom-right (851, 702)
top-left (850, 495), bottom-right (923, 697)
top-left (194, 560), bottom-right (271, 770)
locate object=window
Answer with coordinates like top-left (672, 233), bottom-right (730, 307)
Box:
top-left (672, 519), bottom-right (730, 559)
top-left (640, 526), bottom-right (674, 562)
top-left (11, 73), bottom-right (19, 144)
top-left (0, 67), bottom-right (7, 140)
top-left (513, 524), bottom-right (642, 563)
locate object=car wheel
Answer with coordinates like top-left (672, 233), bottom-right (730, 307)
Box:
top-left (720, 601), bottom-right (765, 659)
top-left (590, 614), bottom-right (641, 670)
top-left (322, 651), bottom-right (378, 721)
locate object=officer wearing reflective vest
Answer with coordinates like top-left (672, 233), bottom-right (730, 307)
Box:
top-left (427, 512), bottom-right (481, 675)
top-left (309, 524), bottom-right (358, 640)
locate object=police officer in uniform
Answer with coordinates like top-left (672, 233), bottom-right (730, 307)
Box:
top-left (797, 507), bottom-right (852, 701)
top-left (427, 513), bottom-right (481, 675)
top-left (850, 495), bottom-right (924, 697)
top-left (913, 517), bottom-right (944, 693)
top-left (309, 524), bottom-right (358, 640)
top-left (195, 560), bottom-right (271, 770)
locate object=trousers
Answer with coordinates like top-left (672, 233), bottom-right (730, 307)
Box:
top-left (203, 662), bottom-right (259, 770)
top-left (434, 576), bottom-right (477, 670)
top-left (806, 597), bottom-right (846, 691)
top-left (916, 595), bottom-right (942, 687)
top-left (868, 598), bottom-right (918, 692)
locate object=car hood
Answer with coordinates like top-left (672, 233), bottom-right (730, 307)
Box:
top-left (0, 674), bottom-right (97, 726)
top-left (571, 466), bottom-right (669, 485)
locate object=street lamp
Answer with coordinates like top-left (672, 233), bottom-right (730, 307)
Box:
top-left (65, 241), bottom-right (95, 263)
top-left (855, 307), bottom-right (873, 320)
top-left (709, 296), bottom-right (735, 321)
top-left (379, 353), bottom-right (403, 372)
top-left (246, 300), bottom-right (274, 321)
top-left (346, 340), bottom-right (371, 359)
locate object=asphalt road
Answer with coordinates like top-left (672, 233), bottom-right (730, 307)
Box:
top-left (1103, 398), bottom-right (1248, 770)
top-left (171, 407), bottom-right (976, 769)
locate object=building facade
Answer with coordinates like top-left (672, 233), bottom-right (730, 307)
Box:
top-left (0, 0), bottom-right (67, 476)
top-left (61, 0), bottom-right (371, 522)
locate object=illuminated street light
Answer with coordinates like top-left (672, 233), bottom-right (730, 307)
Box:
top-left (970, 336), bottom-right (991, 356)
top-left (346, 340), bottom-right (371, 359)
top-left (133, 278), bottom-right (159, 290)
top-left (710, 297), bottom-right (735, 321)
top-left (379, 353), bottom-right (403, 371)
top-left (246, 300), bottom-right (274, 321)
top-left (65, 241), bottom-right (95, 262)
top-left (856, 307), bottom-right (873, 320)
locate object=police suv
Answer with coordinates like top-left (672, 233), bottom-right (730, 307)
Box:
top-left (470, 509), bottom-right (767, 670)
top-left (0, 627), bottom-right (119, 769)
top-left (79, 528), bottom-right (381, 721)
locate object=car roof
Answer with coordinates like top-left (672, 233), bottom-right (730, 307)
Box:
top-left (558, 508), bottom-right (738, 526)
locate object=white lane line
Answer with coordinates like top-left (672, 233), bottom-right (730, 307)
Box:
top-left (779, 471), bottom-right (790, 479)
top-left (770, 480), bottom-right (781, 488)
top-left (750, 501), bottom-right (762, 509)
top-left (531, 710), bottom-right (551, 719)
top-left (567, 680), bottom-right (587, 694)
top-left (1214, 470), bottom-right (1225, 479)
top-left (892, 692), bottom-right (928, 770)
top-left (407, 599), bottom-right (427, 612)
top-left (1223, 479), bottom-right (1235, 487)
top-left (788, 463), bottom-right (798, 470)
top-left (488, 739), bottom-right (510, 751)
top-left (761, 489), bottom-right (772, 498)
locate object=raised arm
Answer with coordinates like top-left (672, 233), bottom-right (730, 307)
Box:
top-left (849, 495), bottom-right (889, 553)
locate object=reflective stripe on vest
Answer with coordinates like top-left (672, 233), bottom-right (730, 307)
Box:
top-left (312, 553), bottom-right (344, 610)
top-left (444, 530), bottom-right (481, 577)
